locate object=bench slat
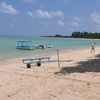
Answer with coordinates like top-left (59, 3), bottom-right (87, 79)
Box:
top-left (23, 57), bottom-right (50, 64)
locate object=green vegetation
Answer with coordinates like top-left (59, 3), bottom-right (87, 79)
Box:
top-left (42, 32), bottom-right (100, 39)
top-left (71, 31), bottom-right (100, 39)
top-left (42, 34), bottom-right (71, 38)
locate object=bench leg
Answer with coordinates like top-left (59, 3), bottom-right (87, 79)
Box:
top-left (27, 63), bottom-right (31, 68)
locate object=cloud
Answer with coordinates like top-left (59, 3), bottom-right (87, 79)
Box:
top-left (27, 11), bottom-right (34, 17)
top-left (69, 22), bottom-right (80, 27)
top-left (35, 9), bottom-right (52, 18)
top-left (90, 11), bottom-right (100, 27)
top-left (73, 16), bottom-right (80, 21)
top-left (34, 9), bottom-right (64, 19)
top-left (69, 16), bottom-right (80, 27)
top-left (0, 2), bottom-right (18, 15)
top-left (23, 0), bottom-right (35, 3)
top-left (57, 20), bottom-right (64, 26)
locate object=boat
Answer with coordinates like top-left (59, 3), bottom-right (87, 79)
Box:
top-left (16, 40), bottom-right (34, 50)
top-left (47, 44), bottom-right (53, 48)
top-left (35, 44), bottom-right (45, 49)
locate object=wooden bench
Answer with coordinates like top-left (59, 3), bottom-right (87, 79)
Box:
top-left (23, 57), bottom-right (50, 68)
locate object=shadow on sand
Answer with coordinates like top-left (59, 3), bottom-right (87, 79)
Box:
top-left (55, 54), bottom-right (100, 75)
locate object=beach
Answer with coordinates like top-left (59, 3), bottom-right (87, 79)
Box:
top-left (0, 47), bottom-right (100, 100)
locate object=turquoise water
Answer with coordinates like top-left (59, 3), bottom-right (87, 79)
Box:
top-left (0, 35), bottom-right (100, 61)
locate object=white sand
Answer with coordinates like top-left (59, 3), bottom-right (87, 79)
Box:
top-left (0, 47), bottom-right (100, 100)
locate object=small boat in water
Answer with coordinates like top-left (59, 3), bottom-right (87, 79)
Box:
top-left (47, 44), bottom-right (53, 48)
top-left (16, 40), bottom-right (34, 50)
top-left (35, 44), bottom-right (45, 49)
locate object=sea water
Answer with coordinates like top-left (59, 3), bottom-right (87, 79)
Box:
top-left (0, 35), bottom-right (100, 61)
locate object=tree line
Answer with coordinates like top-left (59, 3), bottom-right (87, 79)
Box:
top-left (71, 31), bottom-right (100, 39)
top-left (42, 32), bottom-right (100, 39)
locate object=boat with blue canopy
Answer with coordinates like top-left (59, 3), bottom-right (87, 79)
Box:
top-left (16, 40), bottom-right (34, 50)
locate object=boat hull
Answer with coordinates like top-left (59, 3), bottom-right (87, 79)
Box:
top-left (16, 46), bottom-right (34, 50)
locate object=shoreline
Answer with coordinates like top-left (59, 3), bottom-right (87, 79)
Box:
top-left (0, 46), bottom-right (91, 62)
top-left (0, 36), bottom-right (100, 62)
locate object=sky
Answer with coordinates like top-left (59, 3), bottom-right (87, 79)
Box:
top-left (0, 0), bottom-right (100, 36)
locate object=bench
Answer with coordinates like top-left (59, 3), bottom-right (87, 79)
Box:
top-left (23, 57), bottom-right (50, 68)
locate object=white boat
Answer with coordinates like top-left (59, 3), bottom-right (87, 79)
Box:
top-left (35, 44), bottom-right (45, 49)
top-left (47, 44), bottom-right (53, 48)
top-left (16, 40), bottom-right (34, 50)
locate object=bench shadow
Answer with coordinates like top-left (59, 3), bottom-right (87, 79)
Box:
top-left (55, 54), bottom-right (100, 75)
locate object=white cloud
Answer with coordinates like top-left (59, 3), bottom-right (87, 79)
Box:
top-left (27, 11), bottom-right (34, 18)
top-left (73, 16), bottom-right (80, 21)
top-left (57, 20), bottom-right (64, 26)
top-left (69, 22), bottom-right (80, 27)
top-left (69, 16), bottom-right (80, 27)
top-left (23, 0), bottom-right (35, 3)
top-left (34, 9), bottom-right (64, 19)
top-left (35, 9), bottom-right (52, 18)
top-left (51, 11), bottom-right (64, 19)
top-left (90, 11), bottom-right (100, 27)
top-left (0, 2), bottom-right (18, 15)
